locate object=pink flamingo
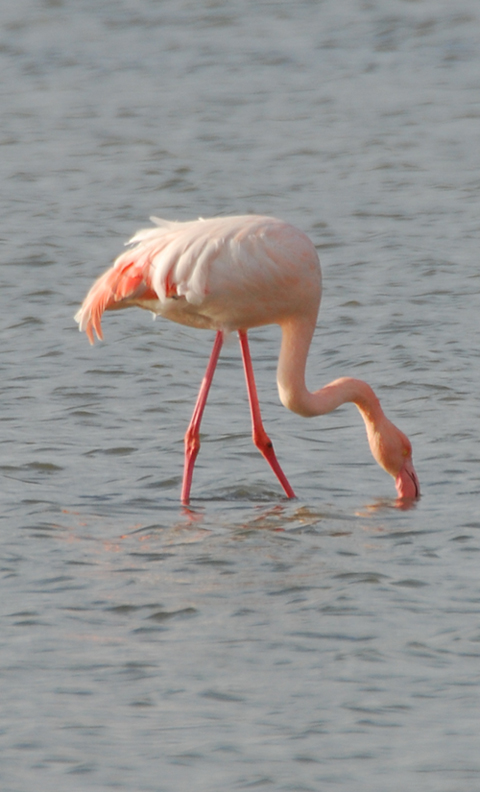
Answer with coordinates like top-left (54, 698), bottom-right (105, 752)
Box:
top-left (75, 214), bottom-right (419, 504)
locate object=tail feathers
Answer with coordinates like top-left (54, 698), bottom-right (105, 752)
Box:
top-left (75, 216), bottom-right (215, 344)
top-left (75, 259), bottom-right (151, 344)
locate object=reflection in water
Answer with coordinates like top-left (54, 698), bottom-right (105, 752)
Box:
top-left (356, 495), bottom-right (420, 516)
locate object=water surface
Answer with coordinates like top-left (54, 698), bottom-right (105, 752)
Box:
top-left (1, 1), bottom-right (480, 790)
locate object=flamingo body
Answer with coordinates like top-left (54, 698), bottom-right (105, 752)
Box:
top-left (76, 215), bottom-right (321, 340)
top-left (75, 214), bottom-right (419, 503)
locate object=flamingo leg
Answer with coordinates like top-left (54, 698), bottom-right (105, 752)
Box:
top-left (181, 330), bottom-right (224, 505)
top-left (238, 330), bottom-right (296, 499)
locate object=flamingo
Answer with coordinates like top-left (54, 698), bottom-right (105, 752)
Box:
top-left (75, 214), bottom-right (419, 504)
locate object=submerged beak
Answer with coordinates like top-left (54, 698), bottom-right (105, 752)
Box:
top-left (395, 458), bottom-right (420, 500)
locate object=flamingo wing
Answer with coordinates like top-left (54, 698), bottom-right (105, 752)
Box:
top-left (74, 217), bottom-right (221, 343)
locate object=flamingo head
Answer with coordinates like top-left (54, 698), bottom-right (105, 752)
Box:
top-left (367, 418), bottom-right (420, 500)
top-left (395, 455), bottom-right (420, 500)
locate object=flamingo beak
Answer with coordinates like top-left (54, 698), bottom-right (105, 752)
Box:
top-left (395, 458), bottom-right (420, 500)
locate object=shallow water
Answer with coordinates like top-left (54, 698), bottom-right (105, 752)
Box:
top-left (1, 0), bottom-right (480, 789)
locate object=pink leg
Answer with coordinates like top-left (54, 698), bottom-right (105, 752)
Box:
top-left (238, 330), bottom-right (296, 499)
top-left (181, 330), bottom-right (224, 505)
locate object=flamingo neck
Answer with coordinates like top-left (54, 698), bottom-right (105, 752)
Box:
top-left (276, 317), bottom-right (385, 429)
top-left (274, 316), bottom-right (419, 498)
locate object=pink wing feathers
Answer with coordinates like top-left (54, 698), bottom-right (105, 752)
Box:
top-left (74, 217), bottom-right (219, 344)
top-left (74, 257), bottom-right (151, 344)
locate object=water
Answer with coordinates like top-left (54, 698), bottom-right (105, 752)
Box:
top-left (1, 0), bottom-right (480, 789)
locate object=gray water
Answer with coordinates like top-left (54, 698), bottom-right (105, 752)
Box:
top-left (1, 0), bottom-right (480, 789)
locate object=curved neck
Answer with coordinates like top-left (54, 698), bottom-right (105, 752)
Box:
top-left (274, 316), bottom-right (419, 498)
top-left (276, 317), bottom-right (385, 427)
